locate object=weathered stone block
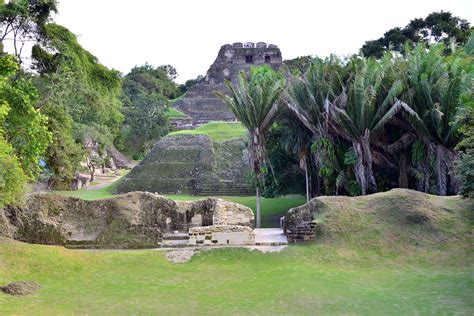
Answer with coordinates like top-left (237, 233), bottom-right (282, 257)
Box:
top-left (188, 225), bottom-right (255, 245)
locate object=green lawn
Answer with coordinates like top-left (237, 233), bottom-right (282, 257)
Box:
top-left (168, 121), bottom-right (248, 142)
top-left (166, 107), bottom-right (187, 118)
top-left (1, 239), bottom-right (472, 314)
top-left (2, 190), bottom-right (473, 314)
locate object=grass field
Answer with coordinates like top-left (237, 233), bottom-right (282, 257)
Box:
top-left (168, 121), bottom-right (248, 142)
top-left (1, 189), bottom-right (473, 314)
top-left (1, 240), bottom-right (472, 315)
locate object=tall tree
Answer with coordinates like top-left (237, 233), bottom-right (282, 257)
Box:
top-left (0, 53), bottom-right (27, 207)
top-left (361, 11), bottom-right (472, 58)
top-left (285, 56), bottom-right (345, 195)
top-left (398, 43), bottom-right (472, 195)
top-left (0, 0), bottom-right (58, 60)
top-left (279, 111), bottom-right (312, 201)
top-left (0, 54), bottom-right (51, 179)
top-left (216, 65), bottom-right (285, 228)
top-left (32, 23), bottom-right (124, 184)
top-left (121, 63), bottom-right (179, 156)
top-left (329, 56), bottom-right (408, 195)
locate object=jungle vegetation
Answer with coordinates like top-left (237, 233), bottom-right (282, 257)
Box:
top-left (0, 1), bottom-right (472, 208)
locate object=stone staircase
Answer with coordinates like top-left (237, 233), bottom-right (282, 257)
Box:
top-left (160, 228), bottom-right (288, 248)
top-left (254, 228), bottom-right (288, 246)
top-left (161, 232), bottom-right (190, 248)
top-left (194, 181), bottom-right (253, 196)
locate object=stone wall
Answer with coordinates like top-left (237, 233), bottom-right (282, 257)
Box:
top-left (283, 199), bottom-right (321, 243)
top-left (116, 134), bottom-right (252, 196)
top-left (3, 193), bottom-right (254, 248)
top-left (176, 198), bottom-right (254, 227)
top-left (188, 225), bottom-right (255, 246)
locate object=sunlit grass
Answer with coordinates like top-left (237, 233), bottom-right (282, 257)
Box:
top-left (168, 121), bottom-right (248, 142)
top-left (0, 238), bottom-right (472, 314)
top-left (166, 107), bottom-right (187, 118)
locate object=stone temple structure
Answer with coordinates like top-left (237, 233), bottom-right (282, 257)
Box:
top-left (117, 42), bottom-right (282, 196)
top-left (173, 42), bottom-right (283, 128)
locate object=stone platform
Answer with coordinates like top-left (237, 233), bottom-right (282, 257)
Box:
top-left (160, 228), bottom-right (287, 249)
top-left (254, 228), bottom-right (288, 246)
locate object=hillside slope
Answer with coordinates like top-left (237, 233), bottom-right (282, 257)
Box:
top-left (287, 189), bottom-right (473, 255)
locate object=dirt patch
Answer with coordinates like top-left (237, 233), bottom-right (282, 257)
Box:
top-left (1, 281), bottom-right (41, 296)
top-left (165, 250), bottom-right (195, 263)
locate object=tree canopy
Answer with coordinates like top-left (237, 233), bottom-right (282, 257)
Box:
top-left (361, 11), bottom-right (472, 58)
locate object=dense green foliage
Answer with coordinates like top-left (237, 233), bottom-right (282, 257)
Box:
top-left (30, 23), bottom-right (124, 186)
top-left (361, 11), bottom-right (472, 58)
top-left (119, 64), bottom-right (180, 157)
top-left (0, 89), bottom-right (26, 207)
top-left (0, 54), bottom-right (42, 206)
top-left (33, 24), bottom-right (124, 135)
top-left (260, 38), bottom-right (473, 198)
top-left (0, 54), bottom-right (51, 180)
top-left (455, 107), bottom-right (474, 198)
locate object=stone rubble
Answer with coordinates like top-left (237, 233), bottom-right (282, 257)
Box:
top-left (165, 250), bottom-right (195, 264)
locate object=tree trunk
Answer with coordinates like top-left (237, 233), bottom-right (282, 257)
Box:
top-left (256, 186), bottom-right (261, 228)
top-left (353, 131), bottom-right (376, 195)
top-left (353, 141), bottom-right (367, 195)
top-left (305, 162), bottom-right (310, 203)
top-left (86, 156), bottom-right (95, 183)
top-left (436, 145), bottom-right (447, 196)
top-left (399, 153), bottom-right (408, 188)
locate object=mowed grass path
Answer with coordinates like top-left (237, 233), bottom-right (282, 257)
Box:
top-left (1, 240), bottom-right (473, 315)
top-left (55, 180), bottom-right (305, 228)
top-left (168, 121), bottom-right (248, 142)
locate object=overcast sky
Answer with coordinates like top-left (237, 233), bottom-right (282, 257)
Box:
top-left (53, 0), bottom-right (474, 83)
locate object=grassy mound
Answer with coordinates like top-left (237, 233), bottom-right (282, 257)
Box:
top-left (168, 121), bottom-right (247, 142)
top-left (306, 189), bottom-right (473, 254)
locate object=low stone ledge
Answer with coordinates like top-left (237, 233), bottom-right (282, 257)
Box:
top-left (189, 225), bottom-right (255, 246)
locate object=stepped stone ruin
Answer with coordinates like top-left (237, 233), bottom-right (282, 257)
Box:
top-left (118, 42), bottom-right (282, 196)
top-left (116, 134), bottom-right (252, 195)
top-left (173, 42), bottom-right (282, 128)
top-left (1, 192), bottom-right (254, 248)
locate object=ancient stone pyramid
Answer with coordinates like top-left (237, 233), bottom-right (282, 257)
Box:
top-left (173, 42), bottom-right (282, 128)
top-left (117, 42), bottom-right (282, 195)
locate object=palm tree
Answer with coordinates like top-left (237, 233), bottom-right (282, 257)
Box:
top-left (215, 65), bottom-right (285, 228)
top-left (284, 56), bottom-right (344, 195)
top-left (279, 111), bottom-right (312, 202)
top-left (399, 43), bottom-right (472, 195)
top-left (329, 56), bottom-right (410, 195)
